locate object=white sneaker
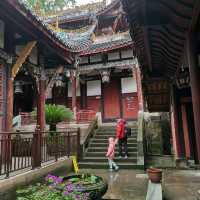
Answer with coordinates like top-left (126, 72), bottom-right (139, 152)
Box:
top-left (115, 166), bottom-right (119, 171)
top-left (124, 155), bottom-right (128, 159)
top-left (109, 168), bottom-right (113, 172)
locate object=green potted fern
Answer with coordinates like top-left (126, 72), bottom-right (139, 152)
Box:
top-left (32, 104), bottom-right (74, 133)
top-left (45, 104), bottom-right (73, 133)
top-left (32, 104), bottom-right (73, 156)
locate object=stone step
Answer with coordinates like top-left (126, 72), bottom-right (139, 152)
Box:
top-left (96, 128), bottom-right (137, 133)
top-left (85, 152), bottom-right (137, 157)
top-left (87, 147), bottom-right (137, 153)
top-left (79, 162), bottom-right (143, 169)
top-left (91, 138), bottom-right (137, 143)
top-left (81, 157), bottom-right (137, 163)
top-left (89, 142), bottom-right (137, 148)
top-left (94, 135), bottom-right (137, 139)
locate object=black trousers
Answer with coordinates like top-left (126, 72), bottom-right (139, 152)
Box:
top-left (118, 137), bottom-right (128, 156)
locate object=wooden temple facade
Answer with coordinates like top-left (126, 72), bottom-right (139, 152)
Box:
top-left (123, 0), bottom-right (200, 164)
top-left (0, 0), bottom-right (140, 133)
top-left (0, 0), bottom-right (75, 131)
top-left (45, 0), bottom-right (140, 122)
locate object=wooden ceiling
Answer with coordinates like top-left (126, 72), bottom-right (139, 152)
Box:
top-left (122, 0), bottom-right (200, 112)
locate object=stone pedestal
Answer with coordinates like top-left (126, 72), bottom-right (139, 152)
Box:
top-left (146, 181), bottom-right (162, 200)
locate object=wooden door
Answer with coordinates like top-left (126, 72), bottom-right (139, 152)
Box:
top-left (122, 93), bottom-right (139, 120)
top-left (102, 79), bottom-right (121, 121)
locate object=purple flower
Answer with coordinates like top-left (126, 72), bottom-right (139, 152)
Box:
top-left (63, 191), bottom-right (70, 196)
top-left (65, 184), bottom-right (74, 192)
top-left (76, 194), bottom-right (80, 199)
top-left (83, 193), bottom-right (89, 200)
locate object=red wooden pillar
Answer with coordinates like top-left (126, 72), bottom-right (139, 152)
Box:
top-left (5, 77), bottom-right (13, 131)
top-left (72, 76), bottom-right (77, 120)
top-left (37, 78), bottom-right (46, 131)
top-left (170, 86), bottom-right (182, 158)
top-left (134, 66), bottom-right (144, 111)
top-left (181, 104), bottom-right (191, 159)
top-left (186, 33), bottom-right (200, 163)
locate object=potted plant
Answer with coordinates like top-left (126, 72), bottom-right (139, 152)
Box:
top-left (45, 104), bottom-right (73, 132)
top-left (147, 167), bottom-right (162, 183)
top-left (32, 104), bottom-right (73, 156)
top-left (32, 104), bottom-right (74, 133)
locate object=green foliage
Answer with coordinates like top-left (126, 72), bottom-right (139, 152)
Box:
top-left (32, 104), bottom-right (73, 125)
top-left (16, 174), bottom-right (90, 200)
top-left (45, 104), bottom-right (73, 125)
top-left (21, 0), bottom-right (76, 14)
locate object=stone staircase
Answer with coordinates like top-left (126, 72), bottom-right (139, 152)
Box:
top-left (79, 125), bottom-right (142, 169)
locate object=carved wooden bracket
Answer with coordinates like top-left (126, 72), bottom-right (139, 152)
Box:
top-left (12, 41), bottom-right (37, 79)
top-left (45, 65), bottom-right (64, 98)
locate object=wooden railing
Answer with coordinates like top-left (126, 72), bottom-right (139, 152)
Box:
top-left (80, 117), bottom-right (98, 158)
top-left (0, 127), bottom-right (80, 178)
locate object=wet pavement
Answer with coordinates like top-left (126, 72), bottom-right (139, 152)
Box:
top-left (80, 169), bottom-right (200, 200)
top-left (80, 169), bottom-right (148, 200)
top-left (163, 170), bottom-right (200, 200)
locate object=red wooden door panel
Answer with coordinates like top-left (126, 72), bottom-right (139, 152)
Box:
top-left (122, 93), bottom-right (138, 119)
top-left (103, 80), bottom-right (121, 120)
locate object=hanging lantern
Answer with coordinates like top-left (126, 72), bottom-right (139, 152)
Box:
top-left (14, 81), bottom-right (23, 94)
top-left (100, 69), bottom-right (111, 83)
top-left (176, 69), bottom-right (190, 89)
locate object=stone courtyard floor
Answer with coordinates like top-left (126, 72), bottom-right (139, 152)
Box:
top-left (80, 169), bottom-right (200, 200)
top-left (163, 170), bottom-right (200, 200)
top-left (80, 169), bottom-right (148, 200)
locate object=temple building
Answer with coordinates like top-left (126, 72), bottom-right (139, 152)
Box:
top-left (123, 0), bottom-right (200, 165)
top-left (0, 0), bottom-right (139, 130)
top-left (44, 0), bottom-right (139, 122)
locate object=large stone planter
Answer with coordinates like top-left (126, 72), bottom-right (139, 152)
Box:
top-left (63, 174), bottom-right (108, 200)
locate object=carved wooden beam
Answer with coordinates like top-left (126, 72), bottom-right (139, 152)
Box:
top-left (45, 65), bottom-right (64, 98)
top-left (12, 41), bottom-right (37, 79)
top-left (112, 14), bottom-right (122, 33)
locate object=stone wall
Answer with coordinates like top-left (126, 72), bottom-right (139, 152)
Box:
top-left (144, 112), bottom-right (172, 156)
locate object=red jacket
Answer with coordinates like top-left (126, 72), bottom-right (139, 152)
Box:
top-left (116, 120), bottom-right (125, 139)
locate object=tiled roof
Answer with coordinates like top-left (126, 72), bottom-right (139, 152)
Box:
top-left (54, 19), bottom-right (98, 52)
top-left (79, 33), bottom-right (133, 55)
top-left (44, 0), bottom-right (120, 24)
top-left (8, 0), bottom-right (130, 56)
top-left (16, 0), bottom-right (96, 53)
top-left (0, 48), bottom-right (12, 61)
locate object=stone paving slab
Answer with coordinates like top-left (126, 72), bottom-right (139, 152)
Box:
top-left (163, 170), bottom-right (200, 200)
top-left (80, 169), bottom-right (148, 200)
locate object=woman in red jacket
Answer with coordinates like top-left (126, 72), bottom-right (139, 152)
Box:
top-left (116, 119), bottom-right (128, 158)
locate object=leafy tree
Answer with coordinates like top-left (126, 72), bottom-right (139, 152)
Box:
top-left (22, 0), bottom-right (76, 15)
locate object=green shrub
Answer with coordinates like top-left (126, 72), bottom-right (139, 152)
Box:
top-left (32, 104), bottom-right (74, 131)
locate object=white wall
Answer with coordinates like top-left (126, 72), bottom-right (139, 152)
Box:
top-left (29, 46), bottom-right (38, 65)
top-left (80, 56), bottom-right (89, 64)
top-left (68, 81), bottom-right (80, 97)
top-left (121, 49), bottom-right (133, 59)
top-left (121, 77), bottom-right (137, 93)
top-left (87, 80), bottom-right (101, 96)
top-left (90, 54), bottom-right (102, 63)
top-left (108, 51), bottom-right (120, 61)
top-left (0, 20), bottom-right (4, 49)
